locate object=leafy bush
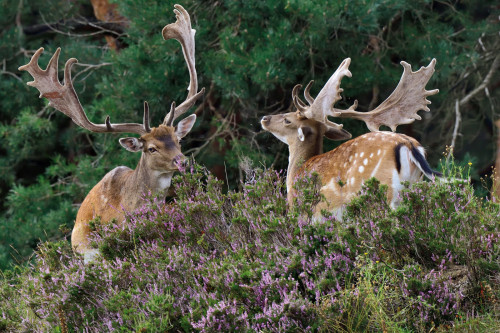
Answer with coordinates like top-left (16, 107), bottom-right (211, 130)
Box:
top-left (0, 164), bottom-right (498, 332)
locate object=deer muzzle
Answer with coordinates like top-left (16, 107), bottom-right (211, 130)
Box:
top-left (173, 154), bottom-right (188, 172)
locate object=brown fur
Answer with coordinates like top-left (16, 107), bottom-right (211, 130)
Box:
top-left (262, 112), bottom-right (425, 215)
top-left (296, 132), bottom-right (422, 213)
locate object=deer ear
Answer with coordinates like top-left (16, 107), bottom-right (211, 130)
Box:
top-left (119, 137), bottom-right (143, 152)
top-left (175, 114), bottom-right (197, 140)
top-left (324, 126), bottom-right (352, 141)
top-left (297, 126), bottom-right (312, 142)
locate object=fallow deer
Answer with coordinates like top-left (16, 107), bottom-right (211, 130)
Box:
top-left (261, 58), bottom-right (441, 216)
top-left (19, 5), bottom-right (204, 261)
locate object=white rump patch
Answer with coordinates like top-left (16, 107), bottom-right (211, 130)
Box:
top-left (398, 146), bottom-right (412, 180)
top-left (390, 169), bottom-right (403, 208)
top-left (391, 145), bottom-right (413, 208)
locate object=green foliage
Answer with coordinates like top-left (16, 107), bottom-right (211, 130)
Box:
top-left (0, 0), bottom-right (499, 277)
top-left (0, 165), bottom-right (498, 331)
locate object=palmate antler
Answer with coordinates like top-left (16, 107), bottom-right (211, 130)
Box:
top-left (19, 4), bottom-right (204, 134)
top-left (19, 47), bottom-right (151, 135)
top-left (162, 4), bottom-right (205, 126)
top-left (292, 58), bottom-right (438, 134)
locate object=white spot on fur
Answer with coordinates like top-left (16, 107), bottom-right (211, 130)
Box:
top-left (377, 149), bottom-right (381, 155)
top-left (355, 153), bottom-right (358, 158)
top-left (152, 171), bottom-right (174, 192)
top-left (358, 166), bottom-right (364, 173)
top-left (351, 176), bottom-right (355, 184)
top-left (100, 195), bottom-right (108, 205)
top-left (370, 158), bottom-right (384, 178)
top-left (363, 158), bottom-right (368, 165)
top-left (370, 153), bottom-right (374, 158)
top-left (158, 174), bottom-right (173, 191)
top-left (360, 152), bottom-right (364, 157)
top-left (321, 178), bottom-right (337, 192)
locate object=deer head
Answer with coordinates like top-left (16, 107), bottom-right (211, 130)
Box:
top-left (19, 5), bottom-right (204, 175)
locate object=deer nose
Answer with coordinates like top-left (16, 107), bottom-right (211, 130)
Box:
top-left (174, 154), bottom-right (188, 171)
top-left (261, 115), bottom-right (271, 123)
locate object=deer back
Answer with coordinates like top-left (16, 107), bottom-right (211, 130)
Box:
top-left (296, 132), bottom-right (426, 212)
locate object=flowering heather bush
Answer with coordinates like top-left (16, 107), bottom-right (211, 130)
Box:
top-left (0, 165), bottom-right (498, 332)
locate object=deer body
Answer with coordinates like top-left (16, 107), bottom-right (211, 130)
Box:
top-left (262, 58), bottom-right (440, 214)
top-left (299, 132), bottom-right (428, 211)
top-left (20, 5), bottom-right (204, 261)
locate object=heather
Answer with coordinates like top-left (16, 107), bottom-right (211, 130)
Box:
top-left (1, 164), bottom-right (499, 332)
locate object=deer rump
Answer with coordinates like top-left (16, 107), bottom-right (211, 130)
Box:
top-left (299, 132), bottom-right (441, 214)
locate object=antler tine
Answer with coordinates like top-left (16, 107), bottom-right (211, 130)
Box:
top-left (143, 101), bottom-right (151, 132)
top-left (165, 102), bottom-right (176, 126)
top-left (335, 58), bottom-right (439, 132)
top-left (304, 80), bottom-right (315, 105)
top-left (162, 4), bottom-right (204, 125)
top-left (292, 84), bottom-right (308, 113)
top-left (332, 99), bottom-right (358, 117)
top-left (304, 58), bottom-right (352, 122)
top-left (20, 47), bottom-right (150, 135)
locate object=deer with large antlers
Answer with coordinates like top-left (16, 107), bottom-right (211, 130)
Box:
top-left (261, 58), bottom-right (441, 216)
top-left (19, 5), bottom-right (204, 261)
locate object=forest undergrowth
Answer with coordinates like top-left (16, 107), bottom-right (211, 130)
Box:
top-left (0, 162), bottom-right (498, 332)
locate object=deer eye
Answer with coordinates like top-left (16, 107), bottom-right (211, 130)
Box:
top-left (148, 147), bottom-right (157, 153)
top-left (284, 118), bottom-right (291, 125)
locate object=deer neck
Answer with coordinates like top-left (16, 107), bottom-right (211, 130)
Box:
top-left (126, 154), bottom-right (174, 205)
top-left (286, 134), bottom-right (323, 201)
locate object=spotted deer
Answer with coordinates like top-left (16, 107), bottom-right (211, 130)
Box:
top-left (261, 58), bottom-right (441, 216)
top-left (19, 5), bottom-right (204, 261)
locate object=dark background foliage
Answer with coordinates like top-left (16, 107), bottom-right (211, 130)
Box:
top-left (0, 0), bottom-right (498, 269)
